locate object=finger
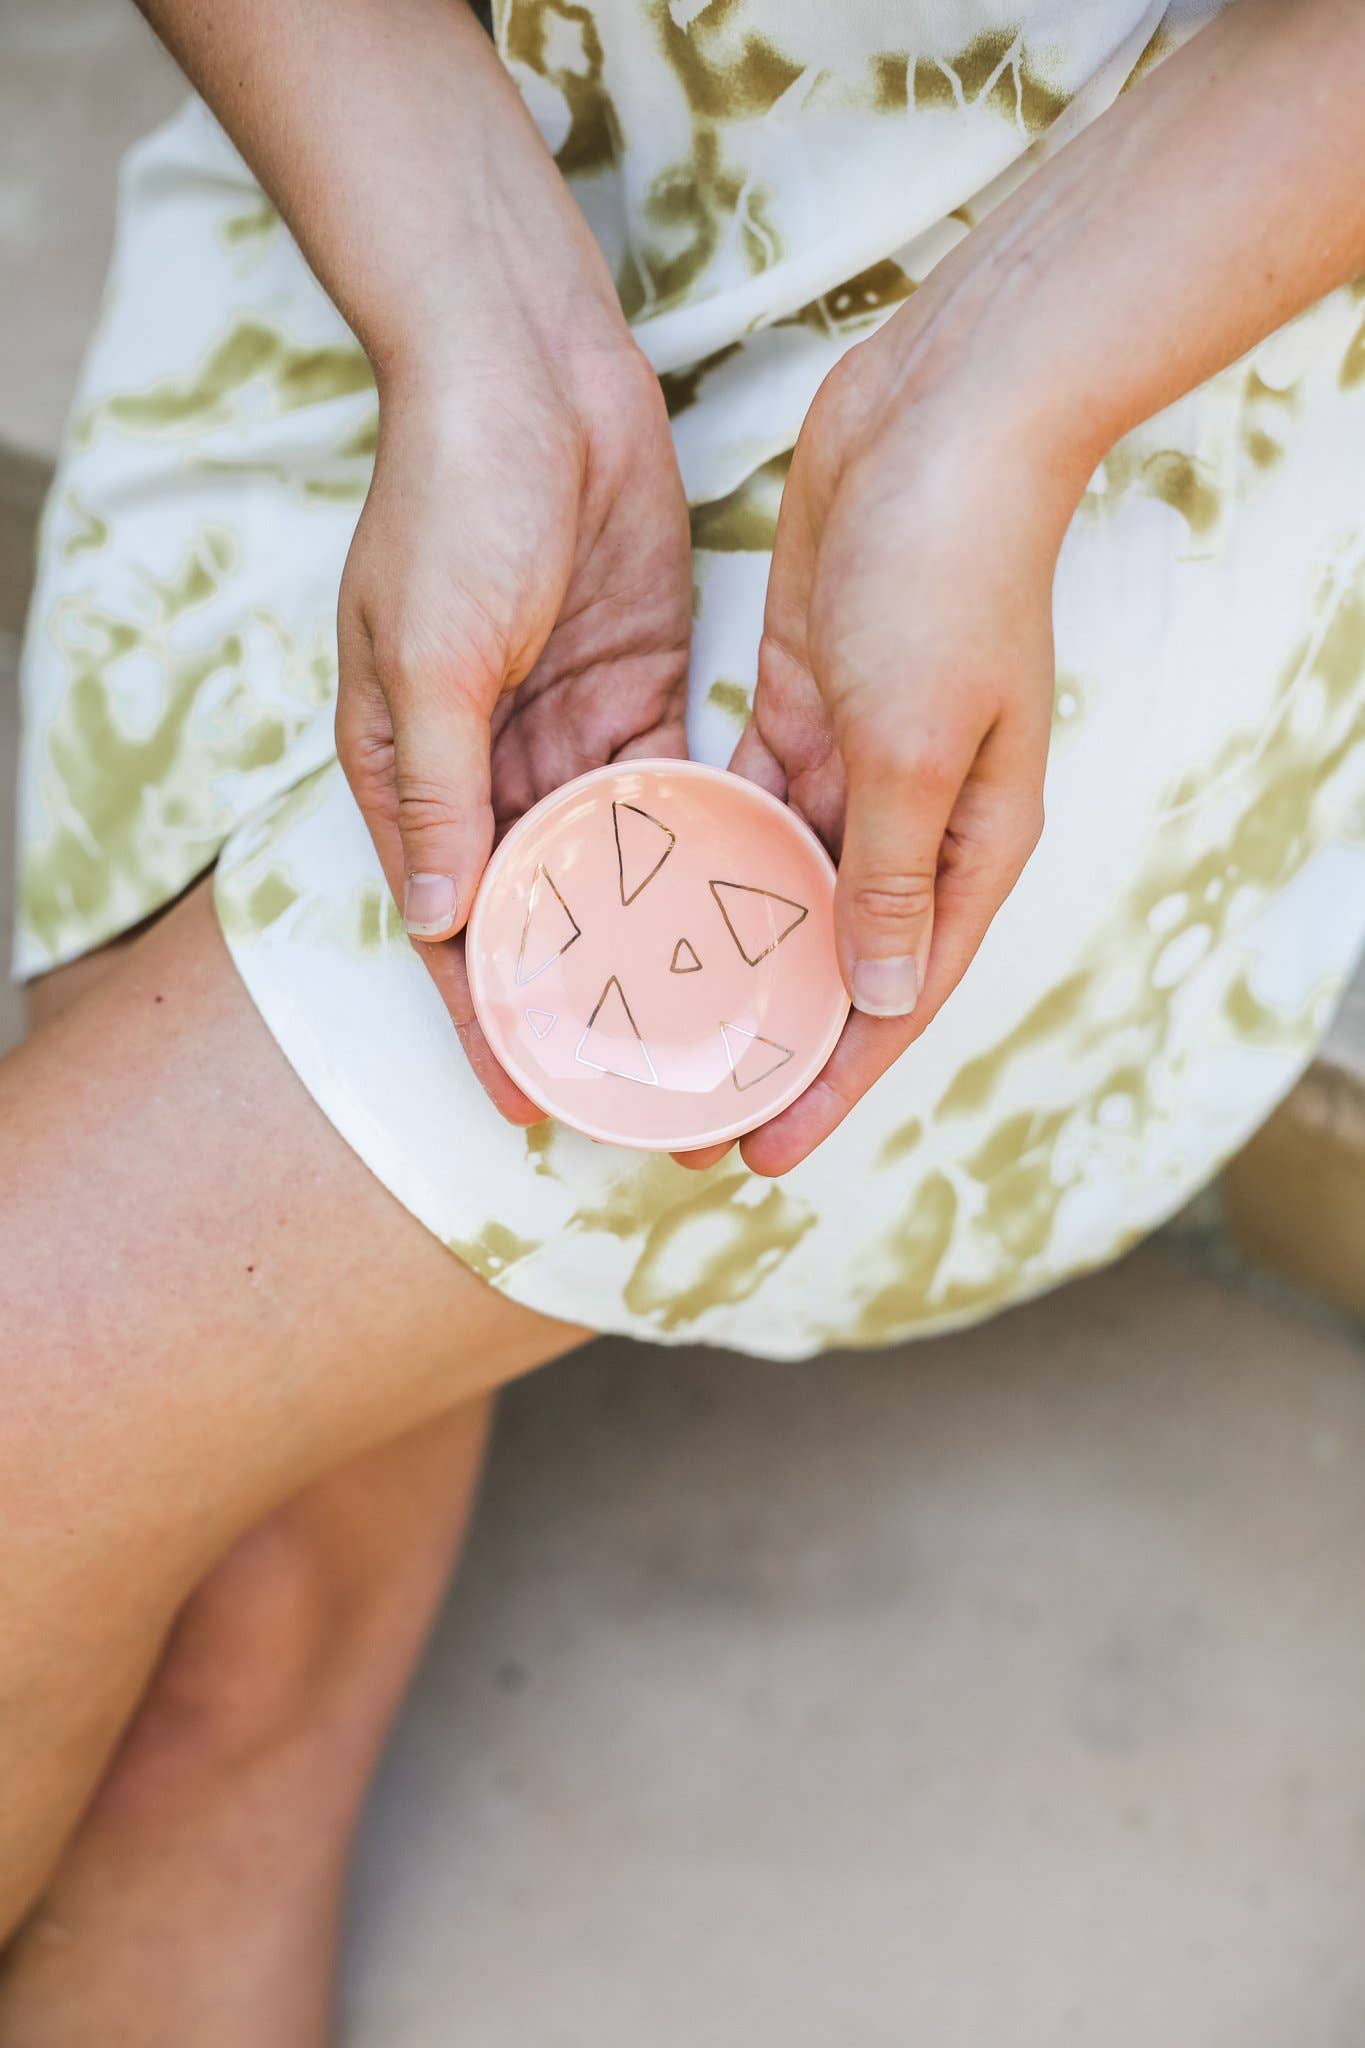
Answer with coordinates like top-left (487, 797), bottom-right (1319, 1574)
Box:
top-left (672, 1140), bottom-right (736, 1172)
top-left (834, 702), bottom-right (978, 1021)
top-left (335, 614), bottom-right (408, 901)
top-left (728, 713), bottom-right (786, 799)
top-left (903, 684), bottom-right (1049, 1034)
top-left (613, 690), bottom-right (690, 764)
top-left (739, 1025), bottom-right (882, 1177)
top-left (383, 659), bottom-right (496, 942)
top-left (337, 625), bottom-right (539, 1125)
top-left (419, 932), bottom-right (546, 1127)
top-left (737, 639), bottom-right (849, 854)
top-left (726, 424), bottom-right (822, 809)
top-left (741, 768), bottom-right (1045, 1178)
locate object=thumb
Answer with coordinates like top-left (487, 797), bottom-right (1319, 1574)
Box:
top-left (835, 715), bottom-right (969, 1019)
top-left (387, 675), bottom-right (496, 942)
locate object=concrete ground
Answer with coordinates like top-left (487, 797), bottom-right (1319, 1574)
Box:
top-left (338, 1252), bottom-right (1365, 2048)
top-left (3, 6), bottom-right (1364, 2043)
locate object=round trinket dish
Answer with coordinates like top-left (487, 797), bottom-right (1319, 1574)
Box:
top-left (465, 759), bottom-right (850, 1151)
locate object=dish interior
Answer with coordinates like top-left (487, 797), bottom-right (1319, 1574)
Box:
top-left (467, 761), bottom-right (850, 1150)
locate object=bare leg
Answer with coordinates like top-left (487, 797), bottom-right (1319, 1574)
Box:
top-left (0, 1404), bottom-right (490, 2048)
top-left (1, 943), bottom-right (502, 2045)
top-left (0, 877), bottom-right (587, 1935)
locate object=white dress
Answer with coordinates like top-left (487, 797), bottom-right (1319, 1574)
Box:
top-left (13, 0), bottom-right (1365, 1355)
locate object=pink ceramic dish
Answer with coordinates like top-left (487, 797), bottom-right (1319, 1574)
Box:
top-left (466, 759), bottom-right (851, 1152)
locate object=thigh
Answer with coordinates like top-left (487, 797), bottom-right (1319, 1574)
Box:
top-left (3, 876), bottom-right (587, 1583)
top-left (25, 935), bottom-right (137, 1030)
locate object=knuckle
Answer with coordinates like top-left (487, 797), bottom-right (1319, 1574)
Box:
top-left (371, 624), bottom-right (437, 699)
top-left (996, 796), bottom-right (1046, 878)
top-left (848, 867), bottom-right (936, 927)
top-left (1027, 798), bottom-right (1047, 848)
top-left (372, 587), bottom-right (508, 705)
top-left (1015, 800), bottom-right (1046, 865)
top-left (928, 756), bottom-right (966, 804)
top-left (809, 1069), bottom-right (858, 1127)
top-left (839, 716), bottom-right (901, 783)
top-left (841, 712), bottom-right (957, 797)
top-left (334, 705), bottom-right (392, 791)
top-left (394, 774), bottom-right (458, 840)
top-left (809, 342), bottom-right (878, 440)
top-left (335, 727), bottom-right (362, 788)
top-left (756, 629), bottom-right (813, 701)
top-left (895, 740), bottom-right (959, 798)
top-left (604, 339), bottom-right (672, 425)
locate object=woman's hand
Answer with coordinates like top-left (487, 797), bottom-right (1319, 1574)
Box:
top-left (336, 331), bottom-right (692, 1120)
top-left (137, 0), bottom-right (1365, 1150)
top-left (689, 0), bottom-right (1365, 1178)
top-left (132, 0), bottom-right (693, 1120)
top-left (709, 327), bottom-right (1067, 1176)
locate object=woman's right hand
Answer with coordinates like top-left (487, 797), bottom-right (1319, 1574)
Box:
top-left (131, 0), bottom-right (694, 1122)
top-left (336, 320), bottom-right (693, 1122)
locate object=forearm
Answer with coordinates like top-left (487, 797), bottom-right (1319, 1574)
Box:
top-left (885, 0), bottom-right (1365, 495)
top-left (132, 0), bottom-right (624, 383)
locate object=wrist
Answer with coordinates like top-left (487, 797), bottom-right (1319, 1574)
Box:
top-left (843, 312), bottom-right (1094, 574)
top-left (368, 237), bottom-right (634, 405)
top-left (865, 196), bottom-right (1138, 524)
top-left (359, 108), bottom-right (631, 404)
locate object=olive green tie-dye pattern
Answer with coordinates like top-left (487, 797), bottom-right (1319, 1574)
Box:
top-left (17, 2), bottom-right (1365, 1358)
top-left (21, 527), bottom-right (334, 959)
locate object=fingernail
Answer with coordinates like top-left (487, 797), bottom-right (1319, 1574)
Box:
top-left (403, 871), bottom-right (459, 938)
top-left (851, 956), bottom-right (919, 1018)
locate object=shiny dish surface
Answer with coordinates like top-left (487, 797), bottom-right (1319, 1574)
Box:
top-left (466, 760), bottom-right (850, 1150)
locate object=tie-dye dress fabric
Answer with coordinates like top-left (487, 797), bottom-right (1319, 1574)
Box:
top-left (13, 1), bottom-right (1365, 1358)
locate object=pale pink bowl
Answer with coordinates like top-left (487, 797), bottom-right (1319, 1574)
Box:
top-left (466, 759), bottom-right (850, 1151)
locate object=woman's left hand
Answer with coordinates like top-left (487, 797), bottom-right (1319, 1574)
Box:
top-left (681, 0), bottom-right (1365, 1179)
top-left (684, 313), bottom-right (1083, 1177)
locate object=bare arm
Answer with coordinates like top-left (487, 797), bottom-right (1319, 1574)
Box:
top-left (132, 0), bottom-right (622, 380)
top-left (133, 0), bottom-right (694, 1119)
top-left (724, 0), bottom-right (1365, 1172)
top-left (879, 0), bottom-right (1365, 493)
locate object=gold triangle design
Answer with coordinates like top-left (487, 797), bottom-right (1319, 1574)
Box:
top-left (719, 1021), bottom-right (795, 1093)
top-left (670, 937), bottom-right (702, 974)
top-left (575, 975), bottom-right (659, 1087)
top-left (709, 880), bottom-right (808, 966)
top-left (525, 1008), bottom-right (556, 1039)
top-left (515, 865), bottom-right (581, 986)
top-left (613, 801), bottom-right (676, 906)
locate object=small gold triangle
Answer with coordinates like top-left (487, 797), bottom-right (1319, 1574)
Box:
top-left (709, 880), bottom-right (808, 965)
top-left (515, 865), bottom-right (581, 986)
top-left (613, 802), bottom-right (676, 906)
top-left (719, 1021), bottom-right (795, 1092)
top-left (575, 976), bottom-right (659, 1086)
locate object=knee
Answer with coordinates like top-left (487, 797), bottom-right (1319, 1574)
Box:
top-left (120, 1513), bottom-right (372, 1780)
